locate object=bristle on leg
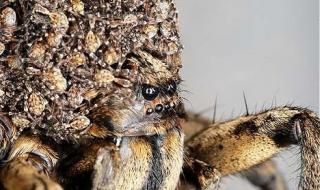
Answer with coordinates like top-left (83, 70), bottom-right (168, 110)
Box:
top-left (185, 106), bottom-right (320, 190)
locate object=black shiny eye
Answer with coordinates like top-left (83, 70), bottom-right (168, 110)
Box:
top-left (155, 104), bottom-right (164, 113)
top-left (142, 84), bottom-right (159, 101)
top-left (146, 108), bottom-right (154, 115)
top-left (166, 80), bottom-right (177, 96)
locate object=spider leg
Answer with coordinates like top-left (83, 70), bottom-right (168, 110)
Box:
top-left (185, 106), bottom-right (320, 190)
top-left (180, 156), bottom-right (221, 190)
top-left (0, 157), bottom-right (62, 190)
top-left (0, 113), bottom-right (16, 160)
top-left (57, 140), bottom-right (117, 189)
top-left (182, 112), bottom-right (287, 190)
top-left (92, 148), bottom-right (119, 190)
top-left (0, 135), bottom-right (62, 190)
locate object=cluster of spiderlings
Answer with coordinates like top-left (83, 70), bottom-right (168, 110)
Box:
top-left (0, 0), bottom-right (182, 142)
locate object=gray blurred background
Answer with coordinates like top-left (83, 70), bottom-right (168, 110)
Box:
top-left (175, 0), bottom-right (319, 189)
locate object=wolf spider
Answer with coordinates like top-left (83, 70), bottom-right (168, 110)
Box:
top-left (0, 0), bottom-right (318, 190)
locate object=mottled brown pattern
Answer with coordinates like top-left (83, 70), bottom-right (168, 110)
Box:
top-left (0, 1), bottom-right (319, 190)
top-left (185, 107), bottom-right (320, 189)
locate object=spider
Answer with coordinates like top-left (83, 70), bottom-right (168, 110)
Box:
top-left (0, 0), bottom-right (318, 190)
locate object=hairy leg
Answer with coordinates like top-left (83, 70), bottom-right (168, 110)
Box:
top-left (182, 112), bottom-right (287, 190)
top-left (185, 106), bottom-right (320, 190)
top-left (180, 156), bottom-right (221, 190)
top-left (0, 135), bottom-right (61, 190)
top-left (0, 157), bottom-right (62, 190)
top-left (0, 113), bottom-right (16, 160)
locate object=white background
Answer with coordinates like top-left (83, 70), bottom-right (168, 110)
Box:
top-left (175, 0), bottom-right (319, 189)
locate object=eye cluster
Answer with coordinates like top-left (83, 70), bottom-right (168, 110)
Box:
top-left (145, 101), bottom-right (177, 115)
top-left (141, 80), bottom-right (178, 115)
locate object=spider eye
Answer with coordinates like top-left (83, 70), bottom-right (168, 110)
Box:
top-left (166, 80), bottom-right (177, 96)
top-left (142, 84), bottom-right (159, 101)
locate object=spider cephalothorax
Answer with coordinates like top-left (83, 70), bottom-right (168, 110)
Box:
top-left (0, 0), bottom-right (182, 143)
top-left (0, 1), bottom-right (185, 189)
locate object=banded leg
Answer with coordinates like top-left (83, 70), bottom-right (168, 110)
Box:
top-left (0, 157), bottom-right (62, 190)
top-left (185, 106), bottom-right (320, 190)
top-left (0, 135), bottom-right (61, 190)
top-left (182, 112), bottom-right (287, 190)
